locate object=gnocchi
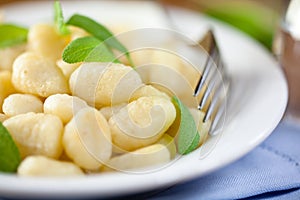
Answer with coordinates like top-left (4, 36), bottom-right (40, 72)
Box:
top-left (2, 94), bottom-right (43, 117)
top-left (69, 62), bottom-right (143, 108)
top-left (103, 144), bottom-right (170, 172)
top-left (12, 52), bottom-right (69, 97)
top-left (27, 24), bottom-right (68, 61)
top-left (109, 96), bottom-right (176, 151)
top-left (63, 107), bottom-right (112, 170)
top-left (44, 94), bottom-right (88, 124)
top-left (0, 3), bottom-right (214, 176)
top-left (3, 113), bottom-right (64, 159)
top-left (18, 156), bottom-right (84, 176)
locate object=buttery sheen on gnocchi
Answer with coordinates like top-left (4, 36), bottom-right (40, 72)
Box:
top-left (0, 8), bottom-right (212, 176)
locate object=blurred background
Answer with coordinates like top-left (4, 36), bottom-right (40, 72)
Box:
top-left (0, 0), bottom-right (290, 51)
top-left (161, 0), bottom-right (289, 51)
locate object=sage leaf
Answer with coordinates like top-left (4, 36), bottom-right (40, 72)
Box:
top-left (0, 122), bottom-right (21, 173)
top-left (63, 36), bottom-right (118, 63)
top-left (172, 96), bottom-right (200, 155)
top-left (66, 14), bottom-right (133, 65)
top-left (54, 1), bottom-right (70, 35)
top-left (0, 24), bottom-right (28, 49)
top-left (85, 42), bottom-right (119, 63)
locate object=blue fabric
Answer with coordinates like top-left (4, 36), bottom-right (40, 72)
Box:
top-left (148, 120), bottom-right (300, 200)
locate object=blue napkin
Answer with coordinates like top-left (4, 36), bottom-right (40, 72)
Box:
top-left (145, 119), bottom-right (300, 200)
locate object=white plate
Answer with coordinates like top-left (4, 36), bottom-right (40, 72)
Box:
top-left (0, 1), bottom-right (288, 198)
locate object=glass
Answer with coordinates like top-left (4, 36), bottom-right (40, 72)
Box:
top-left (279, 23), bottom-right (300, 120)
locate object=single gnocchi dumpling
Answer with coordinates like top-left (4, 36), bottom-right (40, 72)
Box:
top-left (27, 24), bottom-right (68, 61)
top-left (69, 62), bottom-right (143, 108)
top-left (44, 94), bottom-right (88, 124)
top-left (12, 52), bottom-right (69, 97)
top-left (109, 96), bottom-right (176, 151)
top-left (63, 107), bottom-right (112, 170)
top-left (3, 112), bottom-right (64, 159)
top-left (18, 156), bottom-right (84, 177)
top-left (2, 94), bottom-right (43, 117)
top-left (103, 144), bottom-right (171, 172)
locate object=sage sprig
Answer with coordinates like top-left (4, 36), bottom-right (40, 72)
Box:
top-left (54, 1), bottom-right (70, 35)
top-left (172, 96), bottom-right (200, 155)
top-left (0, 122), bottom-right (21, 173)
top-left (65, 14), bottom-right (133, 65)
top-left (0, 24), bottom-right (28, 49)
top-left (62, 36), bottom-right (119, 63)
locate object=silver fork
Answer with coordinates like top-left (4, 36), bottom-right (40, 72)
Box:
top-left (195, 30), bottom-right (230, 135)
top-left (161, 3), bottom-right (230, 135)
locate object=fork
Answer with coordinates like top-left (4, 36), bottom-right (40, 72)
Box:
top-left (195, 30), bottom-right (230, 135)
top-left (161, 3), bottom-right (230, 136)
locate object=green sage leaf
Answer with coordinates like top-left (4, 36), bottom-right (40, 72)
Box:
top-left (54, 1), bottom-right (70, 35)
top-left (0, 24), bottom-right (28, 49)
top-left (62, 36), bottom-right (118, 63)
top-left (0, 122), bottom-right (21, 173)
top-left (172, 96), bottom-right (200, 155)
top-left (66, 14), bottom-right (133, 65)
top-left (85, 42), bottom-right (119, 63)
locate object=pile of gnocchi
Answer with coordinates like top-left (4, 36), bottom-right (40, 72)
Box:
top-left (0, 11), bottom-right (211, 177)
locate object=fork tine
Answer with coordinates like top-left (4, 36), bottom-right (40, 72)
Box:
top-left (204, 77), bottom-right (230, 122)
top-left (195, 29), bottom-right (230, 134)
top-left (208, 79), bottom-right (230, 135)
top-left (199, 66), bottom-right (219, 109)
top-left (199, 30), bottom-right (215, 54)
top-left (193, 30), bottom-right (218, 97)
top-left (198, 65), bottom-right (218, 109)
